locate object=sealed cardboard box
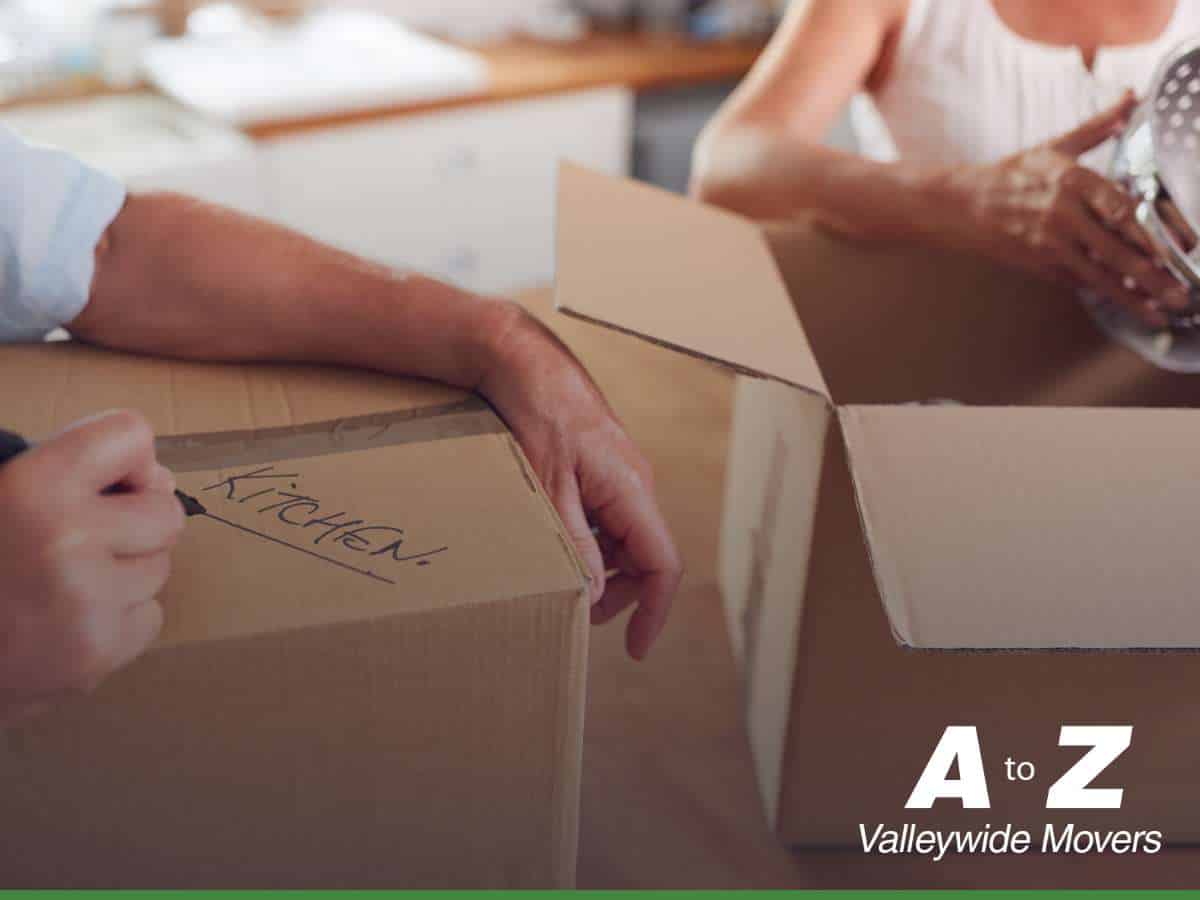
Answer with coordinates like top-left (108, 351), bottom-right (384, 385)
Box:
top-left (0, 343), bottom-right (589, 888)
top-left (557, 164), bottom-right (1200, 849)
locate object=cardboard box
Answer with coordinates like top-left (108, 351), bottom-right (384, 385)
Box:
top-left (0, 343), bottom-right (589, 888)
top-left (557, 164), bottom-right (1200, 848)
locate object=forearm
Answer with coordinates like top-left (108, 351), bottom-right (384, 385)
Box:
top-left (70, 192), bottom-right (517, 389)
top-left (692, 125), bottom-right (954, 243)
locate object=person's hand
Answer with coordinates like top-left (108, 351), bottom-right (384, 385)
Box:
top-left (936, 92), bottom-right (1188, 327)
top-left (0, 411), bottom-right (183, 724)
top-left (479, 305), bottom-right (683, 660)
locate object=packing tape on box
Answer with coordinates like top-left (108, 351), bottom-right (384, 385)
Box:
top-left (156, 397), bottom-right (504, 474)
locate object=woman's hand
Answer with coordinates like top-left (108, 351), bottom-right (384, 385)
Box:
top-left (931, 93), bottom-right (1188, 327)
top-left (479, 304), bottom-right (682, 661)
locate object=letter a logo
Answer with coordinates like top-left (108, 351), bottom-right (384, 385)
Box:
top-left (905, 726), bottom-right (991, 809)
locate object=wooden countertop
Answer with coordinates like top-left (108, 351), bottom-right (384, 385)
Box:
top-left (248, 32), bottom-right (763, 139)
top-left (0, 31), bottom-right (762, 140)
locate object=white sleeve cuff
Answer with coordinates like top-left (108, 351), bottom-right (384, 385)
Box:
top-left (0, 142), bottom-right (127, 343)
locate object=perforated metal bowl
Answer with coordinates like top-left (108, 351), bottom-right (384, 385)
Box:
top-left (1086, 36), bottom-right (1200, 371)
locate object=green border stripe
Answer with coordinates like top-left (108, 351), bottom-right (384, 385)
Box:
top-left (2, 892), bottom-right (1200, 898)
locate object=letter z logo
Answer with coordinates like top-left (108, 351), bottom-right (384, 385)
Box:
top-left (1046, 726), bottom-right (1132, 810)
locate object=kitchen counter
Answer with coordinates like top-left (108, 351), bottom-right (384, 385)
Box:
top-left (0, 31), bottom-right (763, 138)
top-left (249, 32), bottom-right (764, 138)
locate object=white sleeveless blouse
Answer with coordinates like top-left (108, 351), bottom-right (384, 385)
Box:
top-left (861, 0), bottom-right (1200, 166)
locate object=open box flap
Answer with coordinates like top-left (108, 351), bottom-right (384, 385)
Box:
top-left (555, 164), bottom-right (830, 400)
top-left (840, 403), bottom-right (1200, 650)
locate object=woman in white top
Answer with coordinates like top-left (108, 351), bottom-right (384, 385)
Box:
top-left (693, 0), bottom-right (1200, 327)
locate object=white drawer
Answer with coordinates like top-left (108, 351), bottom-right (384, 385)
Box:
top-left (260, 111), bottom-right (483, 264)
top-left (468, 89), bottom-right (634, 292)
top-left (259, 87), bottom-right (633, 291)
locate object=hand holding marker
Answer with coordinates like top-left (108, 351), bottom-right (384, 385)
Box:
top-left (0, 414), bottom-right (197, 724)
top-left (0, 428), bottom-right (206, 516)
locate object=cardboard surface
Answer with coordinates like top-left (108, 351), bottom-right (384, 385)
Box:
top-left (556, 163), bottom-right (829, 398)
top-left (526, 287), bottom-right (1200, 889)
top-left (166, 437), bottom-right (581, 644)
top-left (841, 405), bottom-right (1200, 649)
top-left (554, 167), bottom-right (1200, 849)
top-left (556, 166), bottom-right (1200, 653)
top-left (774, 420), bottom-right (1200, 847)
top-left (730, 382), bottom-right (831, 828)
top-left (5, 342), bottom-right (468, 436)
top-left (0, 343), bottom-right (589, 888)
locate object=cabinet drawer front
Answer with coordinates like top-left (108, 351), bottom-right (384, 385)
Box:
top-left (469, 87), bottom-right (633, 201)
top-left (259, 88), bottom-right (632, 284)
top-left (260, 114), bottom-right (482, 263)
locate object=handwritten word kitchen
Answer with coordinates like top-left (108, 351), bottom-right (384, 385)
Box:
top-left (203, 465), bottom-right (449, 578)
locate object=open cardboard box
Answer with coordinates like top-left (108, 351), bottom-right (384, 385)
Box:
top-left (0, 344), bottom-right (589, 888)
top-left (557, 164), bottom-right (1200, 848)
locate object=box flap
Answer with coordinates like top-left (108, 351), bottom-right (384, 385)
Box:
top-left (841, 404), bottom-right (1200, 650)
top-left (1, 344), bottom-right (588, 646)
top-left (554, 164), bottom-right (829, 399)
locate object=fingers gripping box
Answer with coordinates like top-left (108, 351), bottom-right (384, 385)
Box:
top-left (556, 164), bottom-right (1200, 849)
top-left (0, 344), bottom-right (589, 888)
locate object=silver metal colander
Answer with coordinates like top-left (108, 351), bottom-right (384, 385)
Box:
top-left (1088, 36), bottom-right (1200, 370)
top-left (1150, 43), bottom-right (1200, 233)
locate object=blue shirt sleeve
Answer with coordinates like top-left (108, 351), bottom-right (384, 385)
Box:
top-left (0, 127), bottom-right (128, 343)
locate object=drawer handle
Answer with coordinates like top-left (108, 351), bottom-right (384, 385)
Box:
top-left (435, 146), bottom-right (480, 179)
top-left (441, 247), bottom-right (480, 279)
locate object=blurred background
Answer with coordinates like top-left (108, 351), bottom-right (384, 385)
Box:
top-left (0, 0), bottom-right (793, 297)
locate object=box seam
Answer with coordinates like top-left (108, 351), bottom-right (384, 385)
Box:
top-left (558, 308), bottom-right (829, 402)
top-left (499, 433), bottom-right (592, 594)
top-left (774, 406), bottom-right (834, 837)
top-left (549, 589), bottom-right (589, 887)
top-left (835, 407), bottom-right (917, 648)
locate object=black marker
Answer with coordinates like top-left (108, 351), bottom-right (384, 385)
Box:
top-left (0, 428), bottom-right (207, 517)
